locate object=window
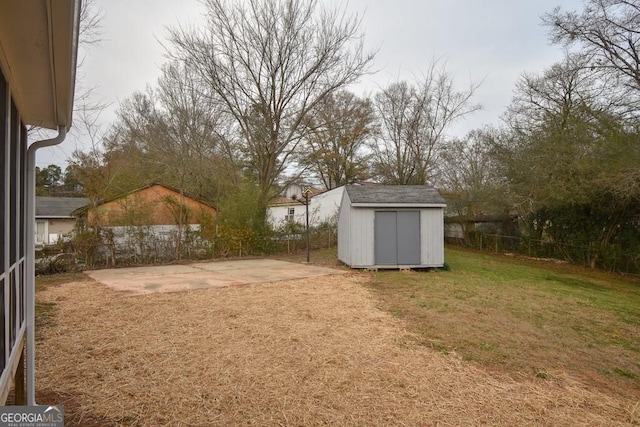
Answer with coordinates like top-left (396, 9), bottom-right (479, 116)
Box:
top-left (286, 207), bottom-right (295, 222)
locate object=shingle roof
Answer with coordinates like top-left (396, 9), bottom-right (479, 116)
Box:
top-left (36, 197), bottom-right (89, 217)
top-left (345, 185), bottom-right (446, 205)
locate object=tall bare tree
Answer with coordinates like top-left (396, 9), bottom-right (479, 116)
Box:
top-left (298, 90), bottom-right (375, 189)
top-left (73, 0), bottom-right (107, 129)
top-left (168, 0), bottom-right (374, 205)
top-left (147, 61), bottom-right (239, 201)
top-left (102, 62), bottom-right (238, 203)
top-left (505, 54), bottom-right (602, 134)
top-left (544, 0), bottom-right (640, 115)
top-left (370, 62), bottom-right (480, 185)
top-left (439, 128), bottom-right (508, 219)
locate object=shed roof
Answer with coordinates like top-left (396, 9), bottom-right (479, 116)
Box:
top-left (345, 185), bottom-right (446, 206)
top-left (36, 197), bottom-right (88, 218)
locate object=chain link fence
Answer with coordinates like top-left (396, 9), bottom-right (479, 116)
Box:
top-left (36, 225), bottom-right (338, 273)
top-left (446, 232), bottom-right (640, 275)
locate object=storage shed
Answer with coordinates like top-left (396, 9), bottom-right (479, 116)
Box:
top-left (338, 185), bottom-right (446, 269)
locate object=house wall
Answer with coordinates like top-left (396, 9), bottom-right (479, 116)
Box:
top-left (0, 62), bottom-right (28, 405)
top-left (309, 186), bottom-right (343, 225)
top-left (267, 203), bottom-right (306, 229)
top-left (48, 218), bottom-right (75, 240)
top-left (267, 186), bottom-right (344, 229)
top-left (88, 184), bottom-right (216, 227)
top-left (36, 218), bottom-right (76, 244)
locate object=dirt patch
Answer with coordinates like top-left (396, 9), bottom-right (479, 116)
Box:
top-left (36, 275), bottom-right (637, 426)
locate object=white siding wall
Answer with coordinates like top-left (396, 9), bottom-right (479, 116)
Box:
top-left (107, 224), bottom-right (201, 246)
top-left (421, 208), bottom-right (445, 266)
top-left (338, 204), bottom-right (445, 268)
top-left (348, 208), bottom-right (375, 267)
top-left (309, 187), bottom-right (343, 226)
top-left (46, 218), bottom-right (76, 244)
top-left (337, 190), bottom-right (351, 264)
top-left (267, 204), bottom-right (305, 229)
top-left (268, 186), bottom-right (344, 229)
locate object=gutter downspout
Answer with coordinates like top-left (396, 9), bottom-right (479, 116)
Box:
top-left (25, 126), bottom-right (67, 406)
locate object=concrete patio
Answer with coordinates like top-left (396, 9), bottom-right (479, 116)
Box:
top-left (85, 259), bottom-right (347, 295)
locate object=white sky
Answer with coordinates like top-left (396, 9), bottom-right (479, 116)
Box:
top-left (38, 0), bottom-right (584, 168)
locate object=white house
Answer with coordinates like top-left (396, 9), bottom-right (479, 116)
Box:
top-left (338, 185), bottom-right (446, 269)
top-left (35, 196), bottom-right (88, 245)
top-left (267, 185), bottom-right (345, 229)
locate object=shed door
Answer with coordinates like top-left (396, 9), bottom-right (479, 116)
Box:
top-left (375, 212), bottom-right (398, 264)
top-left (375, 211), bottom-right (421, 265)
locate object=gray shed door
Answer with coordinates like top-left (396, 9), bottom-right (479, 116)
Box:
top-left (375, 211), bottom-right (421, 265)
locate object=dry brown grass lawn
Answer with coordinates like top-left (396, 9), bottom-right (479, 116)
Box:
top-left (35, 270), bottom-right (638, 426)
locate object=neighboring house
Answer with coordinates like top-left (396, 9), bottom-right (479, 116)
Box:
top-left (267, 185), bottom-right (345, 229)
top-left (83, 183), bottom-right (217, 244)
top-left (35, 197), bottom-right (88, 245)
top-left (338, 185), bottom-right (446, 269)
top-left (0, 0), bottom-right (81, 405)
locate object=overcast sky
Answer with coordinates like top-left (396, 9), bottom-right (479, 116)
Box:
top-left (38, 0), bottom-right (585, 168)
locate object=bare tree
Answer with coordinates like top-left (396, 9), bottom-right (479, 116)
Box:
top-left (371, 62), bottom-right (480, 185)
top-left (439, 128), bottom-right (508, 219)
top-left (79, 0), bottom-right (105, 48)
top-left (104, 62), bottom-right (239, 203)
top-left (298, 90), bottom-right (375, 189)
top-left (168, 0), bottom-right (374, 205)
top-left (150, 61), bottom-right (239, 201)
top-left (504, 54), bottom-right (603, 134)
top-left (544, 0), bottom-right (640, 113)
top-left (74, 0), bottom-right (107, 117)
top-left (370, 82), bottom-right (418, 184)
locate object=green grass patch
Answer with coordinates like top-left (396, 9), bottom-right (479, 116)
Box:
top-left (366, 246), bottom-right (640, 398)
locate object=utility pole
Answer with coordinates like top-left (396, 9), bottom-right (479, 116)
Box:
top-left (303, 188), bottom-right (312, 263)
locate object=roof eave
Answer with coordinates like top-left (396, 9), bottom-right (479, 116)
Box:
top-left (0, 0), bottom-right (81, 130)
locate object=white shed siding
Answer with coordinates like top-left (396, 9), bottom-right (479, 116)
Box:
top-left (421, 208), bottom-right (445, 266)
top-left (338, 185), bottom-right (446, 268)
top-left (349, 208), bottom-right (375, 267)
top-left (337, 190), bottom-right (351, 263)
